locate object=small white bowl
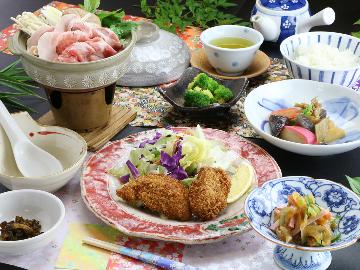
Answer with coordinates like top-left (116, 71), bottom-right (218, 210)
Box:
top-left (280, 32), bottom-right (360, 86)
top-left (0, 189), bottom-right (65, 255)
top-left (244, 79), bottom-right (360, 156)
top-left (0, 112), bottom-right (87, 192)
top-left (200, 25), bottom-right (264, 76)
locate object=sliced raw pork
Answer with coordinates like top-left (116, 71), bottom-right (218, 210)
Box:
top-left (56, 30), bottom-right (91, 55)
top-left (37, 31), bottom-right (60, 61)
top-left (27, 25), bottom-right (54, 49)
top-left (69, 21), bottom-right (94, 37)
top-left (86, 37), bottom-right (117, 58)
top-left (92, 27), bottom-right (123, 51)
top-left (58, 42), bottom-right (95, 63)
top-left (28, 11), bottom-right (125, 63)
top-left (54, 14), bottom-right (80, 32)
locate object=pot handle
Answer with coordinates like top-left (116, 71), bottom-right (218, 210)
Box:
top-left (135, 22), bottom-right (160, 44)
top-left (7, 32), bottom-right (22, 55)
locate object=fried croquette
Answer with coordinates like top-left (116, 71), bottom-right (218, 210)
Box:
top-left (116, 174), bottom-right (191, 221)
top-left (189, 167), bottom-right (231, 221)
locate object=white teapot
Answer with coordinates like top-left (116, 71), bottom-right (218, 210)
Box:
top-left (251, 0), bottom-right (335, 43)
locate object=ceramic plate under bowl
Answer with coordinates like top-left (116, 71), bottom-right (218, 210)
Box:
top-left (244, 79), bottom-right (360, 156)
top-left (81, 127), bottom-right (282, 244)
top-left (191, 49), bottom-right (270, 79)
top-left (157, 67), bottom-right (248, 113)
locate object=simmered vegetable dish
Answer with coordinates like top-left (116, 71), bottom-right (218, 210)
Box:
top-left (271, 192), bottom-right (340, 247)
top-left (269, 98), bottom-right (345, 144)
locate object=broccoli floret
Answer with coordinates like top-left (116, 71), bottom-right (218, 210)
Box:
top-left (195, 73), bottom-right (219, 93)
top-left (184, 89), bottom-right (212, 107)
top-left (213, 85), bottom-right (234, 104)
top-left (202, 89), bottom-right (214, 100)
top-left (185, 73), bottom-right (233, 106)
top-left (188, 73), bottom-right (218, 93)
top-left (193, 86), bottom-right (202, 92)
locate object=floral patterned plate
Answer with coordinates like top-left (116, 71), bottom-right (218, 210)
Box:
top-left (81, 127), bottom-right (282, 244)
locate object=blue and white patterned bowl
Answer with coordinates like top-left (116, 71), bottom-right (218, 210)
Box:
top-left (244, 79), bottom-right (360, 156)
top-left (280, 32), bottom-right (360, 87)
top-left (245, 176), bottom-right (360, 252)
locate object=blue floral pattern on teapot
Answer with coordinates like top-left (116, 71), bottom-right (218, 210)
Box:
top-left (260, 0), bottom-right (306, 11)
top-left (251, 0), bottom-right (335, 43)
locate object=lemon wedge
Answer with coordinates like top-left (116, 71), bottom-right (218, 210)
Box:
top-left (227, 161), bottom-right (255, 203)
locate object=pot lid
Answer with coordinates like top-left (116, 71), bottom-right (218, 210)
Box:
top-left (259, 0), bottom-right (307, 11)
top-left (118, 22), bottom-right (190, 87)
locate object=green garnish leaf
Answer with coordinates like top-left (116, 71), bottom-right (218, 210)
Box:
top-left (346, 175), bottom-right (360, 195)
top-left (181, 177), bottom-right (196, 187)
top-left (302, 104), bottom-right (313, 117)
top-left (110, 21), bottom-right (138, 41)
top-left (331, 233), bottom-right (341, 243)
top-left (352, 19), bottom-right (360, 39)
top-left (140, 0), bottom-right (249, 33)
top-left (83, 0), bottom-right (100, 13)
top-left (96, 9), bottom-right (138, 40)
top-left (97, 9), bottom-right (125, 26)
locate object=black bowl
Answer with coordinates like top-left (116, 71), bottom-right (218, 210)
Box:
top-left (157, 67), bottom-right (248, 113)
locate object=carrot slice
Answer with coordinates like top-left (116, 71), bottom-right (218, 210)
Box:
top-left (271, 107), bottom-right (301, 120)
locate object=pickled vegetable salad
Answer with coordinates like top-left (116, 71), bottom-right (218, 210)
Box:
top-left (109, 126), bottom-right (242, 186)
top-left (272, 192), bottom-right (340, 247)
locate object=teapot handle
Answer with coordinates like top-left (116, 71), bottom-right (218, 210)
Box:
top-left (299, 7), bottom-right (335, 33)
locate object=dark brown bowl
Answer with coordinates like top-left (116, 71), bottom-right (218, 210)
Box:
top-left (157, 67), bottom-right (248, 113)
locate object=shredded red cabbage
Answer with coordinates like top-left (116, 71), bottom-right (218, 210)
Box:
top-left (139, 132), bottom-right (162, 148)
top-left (119, 174), bottom-right (130, 184)
top-left (171, 166), bottom-right (188, 180)
top-left (126, 160), bottom-right (140, 178)
top-left (160, 144), bottom-right (187, 180)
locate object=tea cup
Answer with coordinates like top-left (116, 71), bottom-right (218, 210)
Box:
top-left (200, 25), bottom-right (264, 76)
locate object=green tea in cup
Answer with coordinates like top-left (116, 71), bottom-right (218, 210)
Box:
top-left (210, 37), bottom-right (254, 49)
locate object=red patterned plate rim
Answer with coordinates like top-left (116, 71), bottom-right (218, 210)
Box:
top-left (81, 127), bottom-right (282, 244)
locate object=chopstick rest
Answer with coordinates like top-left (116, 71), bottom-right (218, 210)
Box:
top-left (82, 237), bottom-right (202, 270)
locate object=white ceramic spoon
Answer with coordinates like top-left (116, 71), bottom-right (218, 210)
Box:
top-left (0, 101), bottom-right (63, 177)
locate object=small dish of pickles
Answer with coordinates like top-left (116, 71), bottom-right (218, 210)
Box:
top-left (0, 189), bottom-right (65, 255)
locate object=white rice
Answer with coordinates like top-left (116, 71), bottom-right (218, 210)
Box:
top-left (294, 43), bottom-right (360, 69)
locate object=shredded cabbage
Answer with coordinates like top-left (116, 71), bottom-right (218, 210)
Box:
top-left (180, 125), bottom-right (240, 173)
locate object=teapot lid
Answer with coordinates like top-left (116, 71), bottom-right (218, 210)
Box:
top-left (259, 0), bottom-right (307, 11)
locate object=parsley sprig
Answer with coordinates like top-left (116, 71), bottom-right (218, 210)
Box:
top-left (140, 0), bottom-right (249, 33)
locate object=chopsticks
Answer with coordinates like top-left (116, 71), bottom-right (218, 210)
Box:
top-left (82, 237), bottom-right (202, 270)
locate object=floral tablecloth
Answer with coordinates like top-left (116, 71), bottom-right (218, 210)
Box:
top-left (0, 156), bottom-right (278, 270)
top-left (114, 58), bottom-right (290, 138)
